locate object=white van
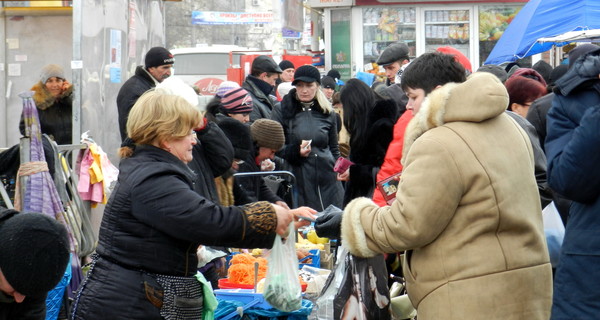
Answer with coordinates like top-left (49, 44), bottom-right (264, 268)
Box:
top-left (170, 45), bottom-right (259, 96)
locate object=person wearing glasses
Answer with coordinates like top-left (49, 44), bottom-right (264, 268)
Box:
top-left (70, 89), bottom-right (314, 319)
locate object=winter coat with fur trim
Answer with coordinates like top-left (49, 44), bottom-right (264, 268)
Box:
top-left (19, 82), bottom-right (73, 145)
top-left (343, 98), bottom-right (398, 206)
top-left (340, 72), bottom-right (552, 320)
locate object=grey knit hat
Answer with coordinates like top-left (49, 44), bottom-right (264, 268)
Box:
top-left (251, 119), bottom-right (285, 151)
top-left (40, 64), bottom-right (66, 84)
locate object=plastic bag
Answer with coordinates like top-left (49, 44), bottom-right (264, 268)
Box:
top-left (315, 246), bottom-right (391, 320)
top-left (542, 201), bottom-right (565, 267)
top-left (263, 223), bottom-right (302, 312)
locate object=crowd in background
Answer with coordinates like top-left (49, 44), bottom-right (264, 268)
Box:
top-left (3, 40), bottom-right (600, 320)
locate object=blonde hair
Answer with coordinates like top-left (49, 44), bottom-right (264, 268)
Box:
top-left (119, 90), bottom-right (202, 158)
top-left (315, 86), bottom-right (333, 114)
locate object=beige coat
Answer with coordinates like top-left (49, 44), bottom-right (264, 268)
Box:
top-left (341, 72), bottom-right (552, 320)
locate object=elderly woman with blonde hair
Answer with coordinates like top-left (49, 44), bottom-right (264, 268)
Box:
top-left (70, 89), bottom-right (298, 319)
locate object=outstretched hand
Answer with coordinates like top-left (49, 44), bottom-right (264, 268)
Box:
top-left (272, 203), bottom-right (293, 238)
top-left (291, 206), bottom-right (317, 229)
top-left (314, 205), bottom-right (344, 240)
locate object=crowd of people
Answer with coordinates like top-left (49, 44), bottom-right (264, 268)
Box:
top-left (3, 39), bottom-right (600, 320)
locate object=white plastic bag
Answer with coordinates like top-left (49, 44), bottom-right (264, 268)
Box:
top-left (263, 222), bottom-right (302, 312)
top-left (542, 201), bottom-right (565, 267)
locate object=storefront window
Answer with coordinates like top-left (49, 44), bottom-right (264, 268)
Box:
top-left (362, 7), bottom-right (416, 74)
top-left (424, 9), bottom-right (470, 58)
top-left (479, 5), bottom-right (524, 66)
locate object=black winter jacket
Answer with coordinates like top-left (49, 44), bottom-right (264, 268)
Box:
top-left (344, 99), bottom-right (398, 205)
top-left (272, 89), bottom-right (344, 210)
top-left (243, 76), bottom-right (279, 122)
top-left (116, 66), bottom-right (156, 140)
top-left (187, 122), bottom-right (234, 203)
top-left (71, 145), bottom-right (278, 319)
top-left (20, 82), bottom-right (73, 145)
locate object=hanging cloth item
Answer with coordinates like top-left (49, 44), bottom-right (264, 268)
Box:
top-left (14, 91), bottom-right (65, 218)
top-left (77, 132), bottom-right (118, 207)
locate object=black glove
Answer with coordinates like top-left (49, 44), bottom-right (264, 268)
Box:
top-left (314, 205), bottom-right (343, 240)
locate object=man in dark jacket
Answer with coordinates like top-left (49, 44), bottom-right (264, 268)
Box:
top-left (242, 55), bottom-right (282, 122)
top-left (545, 46), bottom-right (600, 320)
top-left (377, 43), bottom-right (410, 113)
top-left (0, 207), bottom-right (70, 320)
top-left (117, 46), bottom-right (174, 140)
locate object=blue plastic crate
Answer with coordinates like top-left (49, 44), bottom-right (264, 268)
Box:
top-left (298, 249), bottom-right (320, 269)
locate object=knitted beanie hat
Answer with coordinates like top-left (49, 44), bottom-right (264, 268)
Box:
top-left (220, 88), bottom-right (253, 114)
top-left (215, 81), bottom-right (241, 98)
top-left (0, 210), bottom-right (70, 297)
top-left (292, 65), bottom-right (321, 86)
top-left (251, 119), bottom-right (285, 151)
top-left (40, 64), bottom-right (65, 84)
top-left (218, 117), bottom-right (253, 160)
top-left (279, 60), bottom-right (295, 71)
top-left (144, 47), bottom-right (174, 69)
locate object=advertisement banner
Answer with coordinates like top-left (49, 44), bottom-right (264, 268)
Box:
top-left (192, 11), bottom-right (274, 25)
top-left (283, 0), bottom-right (304, 32)
top-left (330, 9), bottom-right (352, 80)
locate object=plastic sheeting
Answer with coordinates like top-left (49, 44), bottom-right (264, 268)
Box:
top-left (485, 0), bottom-right (600, 65)
top-left (78, 0), bottom-right (166, 164)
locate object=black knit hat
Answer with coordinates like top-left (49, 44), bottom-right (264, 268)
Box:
top-left (292, 65), bottom-right (321, 85)
top-left (279, 60), bottom-right (295, 71)
top-left (321, 76), bottom-right (336, 90)
top-left (0, 210), bottom-right (70, 297)
top-left (145, 47), bottom-right (174, 69)
top-left (327, 69), bottom-right (341, 80)
top-left (251, 119), bottom-right (285, 151)
top-left (218, 117), bottom-right (253, 160)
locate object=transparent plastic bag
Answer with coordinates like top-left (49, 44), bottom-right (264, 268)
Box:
top-left (263, 222), bottom-right (302, 312)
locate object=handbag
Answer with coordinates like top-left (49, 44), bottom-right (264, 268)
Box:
top-left (315, 246), bottom-right (391, 320)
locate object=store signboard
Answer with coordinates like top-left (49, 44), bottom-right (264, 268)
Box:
top-left (356, 0), bottom-right (526, 4)
top-left (308, 0), bottom-right (353, 8)
top-left (191, 11), bottom-right (274, 25)
top-left (330, 9), bottom-right (352, 80)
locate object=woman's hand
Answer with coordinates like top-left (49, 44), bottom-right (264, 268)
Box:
top-left (275, 200), bottom-right (290, 210)
top-left (291, 206), bottom-right (318, 228)
top-left (300, 140), bottom-right (311, 157)
top-left (272, 203), bottom-right (293, 237)
top-left (337, 168), bottom-right (350, 181)
top-left (61, 80), bottom-right (72, 93)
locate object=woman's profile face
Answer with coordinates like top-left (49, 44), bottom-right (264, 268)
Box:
top-left (167, 129), bottom-right (197, 164)
top-left (45, 77), bottom-right (64, 98)
top-left (295, 81), bottom-right (318, 102)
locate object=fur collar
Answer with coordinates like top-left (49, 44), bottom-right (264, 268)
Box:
top-left (31, 81), bottom-right (73, 110)
top-left (401, 72), bottom-right (508, 165)
top-left (280, 88), bottom-right (333, 120)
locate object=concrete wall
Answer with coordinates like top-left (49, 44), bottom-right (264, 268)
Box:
top-left (0, 13), bottom-right (72, 148)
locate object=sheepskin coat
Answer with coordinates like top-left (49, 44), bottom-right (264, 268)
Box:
top-left (341, 72), bottom-right (552, 320)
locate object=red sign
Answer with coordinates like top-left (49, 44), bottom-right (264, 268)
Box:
top-left (194, 78), bottom-right (224, 96)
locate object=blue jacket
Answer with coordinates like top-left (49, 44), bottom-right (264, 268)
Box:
top-left (546, 49), bottom-right (600, 319)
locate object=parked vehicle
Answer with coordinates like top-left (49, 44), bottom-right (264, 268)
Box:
top-left (171, 45), bottom-right (258, 96)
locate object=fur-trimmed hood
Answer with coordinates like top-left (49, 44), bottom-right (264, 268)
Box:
top-left (31, 81), bottom-right (73, 110)
top-left (402, 72), bottom-right (508, 165)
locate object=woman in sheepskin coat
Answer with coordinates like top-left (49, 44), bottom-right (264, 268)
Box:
top-left (20, 64), bottom-right (73, 145)
top-left (341, 71), bottom-right (552, 320)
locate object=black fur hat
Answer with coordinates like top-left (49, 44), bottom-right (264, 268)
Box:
top-left (218, 117), bottom-right (253, 160)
